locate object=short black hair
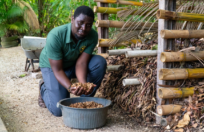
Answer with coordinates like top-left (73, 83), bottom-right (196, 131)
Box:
top-left (74, 6), bottom-right (94, 20)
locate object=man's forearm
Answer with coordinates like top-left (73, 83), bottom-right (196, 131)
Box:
top-left (53, 70), bottom-right (72, 90)
top-left (49, 59), bottom-right (72, 91)
top-left (75, 63), bottom-right (87, 84)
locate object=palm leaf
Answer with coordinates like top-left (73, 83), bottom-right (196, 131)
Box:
top-left (17, 21), bottom-right (28, 32)
top-left (7, 5), bottom-right (23, 18)
top-left (6, 21), bottom-right (28, 33)
top-left (7, 23), bottom-right (19, 30)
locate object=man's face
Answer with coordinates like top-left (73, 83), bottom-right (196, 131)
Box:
top-left (71, 13), bottom-right (94, 40)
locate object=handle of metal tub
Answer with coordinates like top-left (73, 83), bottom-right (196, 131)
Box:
top-left (56, 102), bottom-right (61, 109)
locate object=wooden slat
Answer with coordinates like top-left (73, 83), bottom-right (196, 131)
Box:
top-left (97, 2), bottom-right (109, 53)
top-left (166, 0), bottom-right (176, 107)
top-left (157, 0), bottom-right (176, 124)
top-left (157, 9), bottom-right (204, 22)
top-left (94, 0), bottom-right (143, 6)
top-left (156, 0), bottom-right (167, 124)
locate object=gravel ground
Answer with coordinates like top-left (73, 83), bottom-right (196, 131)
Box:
top-left (0, 46), bottom-right (158, 132)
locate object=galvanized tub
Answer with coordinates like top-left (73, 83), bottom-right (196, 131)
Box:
top-left (21, 36), bottom-right (46, 59)
top-left (57, 97), bottom-right (112, 129)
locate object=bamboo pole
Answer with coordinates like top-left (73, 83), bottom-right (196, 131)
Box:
top-left (159, 68), bottom-right (204, 80)
top-left (157, 9), bottom-right (204, 22)
top-left (96, 20), bottom-right (158, 28)
top-left (108, 48), bottom-right (140, 56)
top-left (97, 53), bottom-right (109, 58)
top-left (161, 51), bottom-right (204, 62)
top-left (119, 0), bottom-right (143, 6)
top-left (94, 0), bottom-right (143, 6)
top-left (122, 78), bottom-right (141, 86)
top-left (161, 30), bottom-right (204, 39)
top-left (157, 105), bottom-right (182, 116)
top-left (125, 50), bottom-right (157, 58)
top-left (159, 69), bottom-right (188, 80)
top-left (97, 39), bottom-right (141, 47)
top-left (93, 6), bottom-right (156, 16)
top-left (107, 65), bottom-right (122, 71)
top-left (131, 39), bottom-right (142, 44)
top-left (93, 6), bottom-right (127, 14)
top-left (96, 20), bottom-right (132, 28)
top-left (158, 87), bottom-right (195, 99)
top-left (94, 0), bottom-right (120, 4)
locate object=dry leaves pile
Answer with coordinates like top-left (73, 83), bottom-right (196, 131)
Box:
top-left (160, 39), bottom-right (204, 131)
top-left (99, 44), bottom-right (157, 124)
top-left (98, 39), bottom-right (204, 130)
top-left (163, 86), bottom-right (204, 132)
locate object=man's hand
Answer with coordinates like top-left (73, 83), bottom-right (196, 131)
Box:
top-left (69, 83), bottom-right (97, 96)
top-left (85, 84), bottom-right (96, 95)
top-left (69, 86), bottom-right (86, 96)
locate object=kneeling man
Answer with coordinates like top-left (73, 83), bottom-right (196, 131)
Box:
top-left (38, 6), bottom-right (107, 116)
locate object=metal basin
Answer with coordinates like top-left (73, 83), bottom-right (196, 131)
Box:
top-left (57, 97), bottom-right (112, 130)
top-left (21, 36), bottom-right (46, 59)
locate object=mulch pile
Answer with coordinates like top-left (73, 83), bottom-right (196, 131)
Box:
top-left (99, 44), bottom-right (157, 124)
top-left (161, 39), bottom-right (204, 132)
top-left (163, 85), bottom-right (204, 132)
top-left (98, 39), bottom-right (204, 131)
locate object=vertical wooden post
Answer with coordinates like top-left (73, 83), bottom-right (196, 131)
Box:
top-left (157, 0), bottom-right (167, 124)
top-left (157, 0), bottom-right (176, 124)
top-left (165, 0), bottom-right (176, 107)
top-left (97, 2), bottom-right (109, 53)
top-left (166, 0), bottom-right (176, 65)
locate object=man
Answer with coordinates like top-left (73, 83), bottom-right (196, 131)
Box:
top-left (38, 6), bottom-right (107, 116)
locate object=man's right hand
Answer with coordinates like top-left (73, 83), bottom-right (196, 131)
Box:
top-left (69, 86), bottom-right (85, 96)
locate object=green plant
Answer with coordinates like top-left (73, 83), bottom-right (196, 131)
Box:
top-left (143, 57), bottom-right (148, 64)
top-left (28, 0), bottom-right (97, 37)
top-left (152, 44), bottom-right (158, 50)
top-left (0, 0), bottom-right (39, 37)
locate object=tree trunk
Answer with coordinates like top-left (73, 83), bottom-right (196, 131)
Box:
top-left (38, 0), bottom-right (44, 37)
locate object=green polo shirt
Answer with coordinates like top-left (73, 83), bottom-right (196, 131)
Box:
top-left (39, 23), bottom-right (98, 69)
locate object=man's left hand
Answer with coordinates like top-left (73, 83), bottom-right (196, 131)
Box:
top-left (84, 84), bottom-right (96, 95)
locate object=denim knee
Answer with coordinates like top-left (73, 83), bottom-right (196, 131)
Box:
top-left (48, 105), bottom-right (62, 117)
top-left (93, 55), bottom-right (107, 70)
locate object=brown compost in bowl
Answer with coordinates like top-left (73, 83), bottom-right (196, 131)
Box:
top-left (68, 101), bottom-right (104, 109)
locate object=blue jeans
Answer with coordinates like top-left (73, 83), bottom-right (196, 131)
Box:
top-left (40, 55), bottom-right (107, 117)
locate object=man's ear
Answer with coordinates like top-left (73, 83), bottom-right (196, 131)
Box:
top-left (71, 16), bottom-right (74, 23)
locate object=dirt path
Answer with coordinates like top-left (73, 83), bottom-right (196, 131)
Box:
top-left (0, 46), bottom-right (157, 132)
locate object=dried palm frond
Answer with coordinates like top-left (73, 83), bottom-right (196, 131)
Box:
top-left (109, 2), bottom-right (159, 46)
top-left (109, 0), bottom-right (204, 47)
top-left (176, 1), bottom-right (204, 30)
top-left (17, 0), bottom-right (39, 30)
